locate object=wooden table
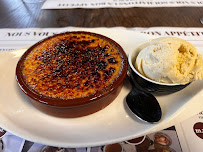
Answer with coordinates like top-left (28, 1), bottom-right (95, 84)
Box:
top-left (0, 0), bottom-right (203, 28)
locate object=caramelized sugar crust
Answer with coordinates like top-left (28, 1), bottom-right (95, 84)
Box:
top-left (22, 33), bottom-right (124, 99)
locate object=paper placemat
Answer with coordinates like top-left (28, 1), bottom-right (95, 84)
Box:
top-left (42, 0), bottom-right (203, 9)
top-left (1, 27), bottom-right (203, 52)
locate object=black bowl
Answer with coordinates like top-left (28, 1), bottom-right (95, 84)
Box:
top-left (128, 41), bottom-right (190, 95)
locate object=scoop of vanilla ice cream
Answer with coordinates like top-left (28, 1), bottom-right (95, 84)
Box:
top-left (135, 37), bottom-right (203, 84)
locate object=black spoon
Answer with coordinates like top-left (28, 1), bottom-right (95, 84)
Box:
top-left (126, 70), bottom-right (162, 123)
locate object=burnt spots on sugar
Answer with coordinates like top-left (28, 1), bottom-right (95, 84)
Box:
top-left (37, 49), bottom-right (55, 64)
top-left (90, 70), bottom-right (101, 83)
top-left (96, 61), bottom-right (107, 71)
top-left (37, 37), bottom-right (117, 91)
top-left (103, 67), bottom-right (116, 81)
top-left (108, 57), bottom-right (117, 64)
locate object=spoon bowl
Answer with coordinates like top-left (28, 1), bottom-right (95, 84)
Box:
top-left (126, 70), bottom-right (162, 123)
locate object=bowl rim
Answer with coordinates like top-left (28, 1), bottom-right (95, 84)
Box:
top-left (16, 31), bottom-right (128, 107)
top-left (125, 135), bottom-right (146, 145)
top-left (128, 41), bottom-right (182, 86)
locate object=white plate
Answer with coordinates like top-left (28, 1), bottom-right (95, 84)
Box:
top-left (0, 28), bottom-right (203, 148)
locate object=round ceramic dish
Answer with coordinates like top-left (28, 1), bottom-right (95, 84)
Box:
top-left (16, 31), bottom-right (128, 118)
top-left (128, 41), bottom-right (190, 95)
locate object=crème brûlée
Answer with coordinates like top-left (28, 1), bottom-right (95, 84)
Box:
top-left (16, 31), bottom-right (128, 117)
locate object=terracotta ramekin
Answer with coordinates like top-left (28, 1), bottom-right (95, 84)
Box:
top-left (16, 31), bottom-right (128, 118)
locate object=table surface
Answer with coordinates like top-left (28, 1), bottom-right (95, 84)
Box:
top-left (0, 0), bottom-right (203, 28)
